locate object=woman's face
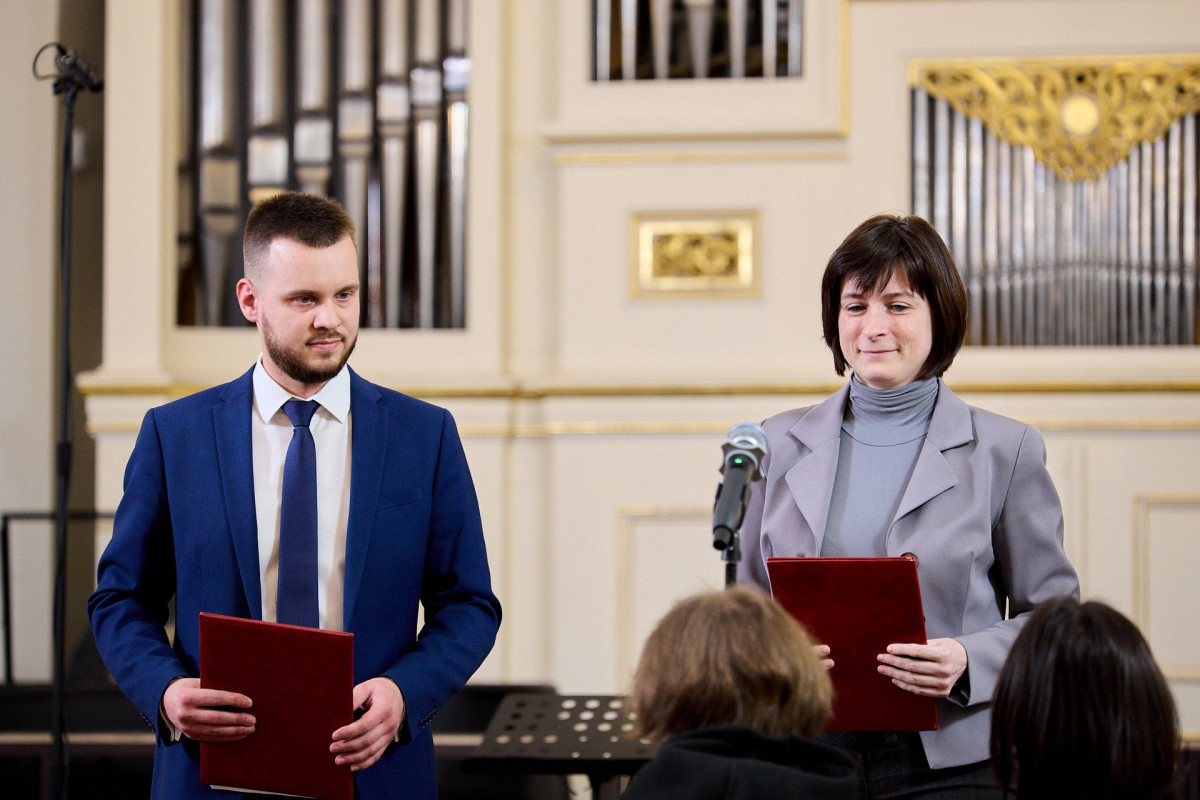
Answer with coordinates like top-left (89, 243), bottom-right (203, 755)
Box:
top-left (838, 268), bottom-right (933, 390)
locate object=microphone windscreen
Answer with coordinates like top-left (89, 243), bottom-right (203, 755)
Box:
top-left (719, 422), bottom-right (768, 476)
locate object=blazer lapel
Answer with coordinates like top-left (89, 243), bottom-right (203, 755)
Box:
top-left (892, 380), bottom-right (974, 524)
top-left (343, 370), bottom-right (386, 628)
top-left (784, 385), bottom-right (849, 552)
top-left (213, 368), bottom-right (262, 618)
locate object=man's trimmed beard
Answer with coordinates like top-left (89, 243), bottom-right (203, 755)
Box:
top-left (261, 314), bottom-right (357, 387)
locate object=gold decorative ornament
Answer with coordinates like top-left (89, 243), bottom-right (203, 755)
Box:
top-left (914, 57), bottom-right (1200, 181)
top-left (631, 213), bottom-right (759, 298)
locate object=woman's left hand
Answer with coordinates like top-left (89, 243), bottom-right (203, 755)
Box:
top-left (876, 638), bottom-right (967, 697)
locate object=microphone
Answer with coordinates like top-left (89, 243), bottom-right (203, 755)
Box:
top-left (56, 45), bottom-right (103, 92)
top-left (712, 422), bottom-right (767, 551)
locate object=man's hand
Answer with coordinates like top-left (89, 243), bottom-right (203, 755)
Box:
top-left (876, 638), bottom-right (967, 697)
top-left (330, 677), bottom-right (406, 772)
top-left (162, 678), bottom-right (255, 741)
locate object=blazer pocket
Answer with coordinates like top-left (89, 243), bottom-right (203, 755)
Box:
top-left (378, 487), bottom-right (423, 511)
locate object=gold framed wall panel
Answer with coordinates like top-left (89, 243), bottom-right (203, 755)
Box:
top-left (629, 211), bottom-right (760, 298)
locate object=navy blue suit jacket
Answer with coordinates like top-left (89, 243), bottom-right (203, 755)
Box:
top-left (88, 367), bottom-right (502, 799)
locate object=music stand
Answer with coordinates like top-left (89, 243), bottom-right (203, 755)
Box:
top-left (464, 693), bottom-right (657, 800)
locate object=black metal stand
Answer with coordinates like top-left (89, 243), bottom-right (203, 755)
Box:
top-left (464, 693), bottom-right (657, 799)
top-left (32, 42), bottom-right (103, 800)
top-left (722, 529), bottom-right (741, 588)
top-left (48, 70), bottom-right (81, 800)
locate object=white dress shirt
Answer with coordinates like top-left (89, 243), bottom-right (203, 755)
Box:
top-left (251, 359), bottom-right (352, 631)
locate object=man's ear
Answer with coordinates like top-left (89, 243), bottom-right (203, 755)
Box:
top-left (235, 278), bottom-right (259, 323)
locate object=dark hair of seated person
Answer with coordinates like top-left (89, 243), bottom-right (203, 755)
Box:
top-left (990, 595), bottom-right (1180, 800)
top-left (631, 586), bottom-right (832, 741)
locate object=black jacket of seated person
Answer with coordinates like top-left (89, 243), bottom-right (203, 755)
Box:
top-left (620, 725), bottom-right (859, 800)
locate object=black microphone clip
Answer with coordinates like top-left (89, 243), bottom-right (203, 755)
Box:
top-left (56, 45), bottom-right (104, 93)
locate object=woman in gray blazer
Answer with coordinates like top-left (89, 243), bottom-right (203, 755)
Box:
top-left (736, 214), bottom-right (1080, 799)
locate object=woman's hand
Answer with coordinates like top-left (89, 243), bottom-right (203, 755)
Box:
top-left (815, 644), bottom-right (834, 670)
top-left (876, 638), bottom-right (967, 697)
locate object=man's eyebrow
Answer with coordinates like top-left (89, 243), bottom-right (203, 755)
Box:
top-left (282, 282), bottom-right (361, 297)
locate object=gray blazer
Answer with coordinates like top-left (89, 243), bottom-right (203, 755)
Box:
top-left (737, 380), bottom-right (1079, 769)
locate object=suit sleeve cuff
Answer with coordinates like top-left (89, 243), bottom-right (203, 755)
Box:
top-left (159, 678), bottom-right (185, 743)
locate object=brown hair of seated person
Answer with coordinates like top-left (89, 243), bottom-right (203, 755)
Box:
top-left (631, 586), bottom-right (833, 742)
top-left (990, 596), bottom-right (1180, 800)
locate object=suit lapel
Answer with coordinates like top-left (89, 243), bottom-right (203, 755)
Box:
top-left (213, 368), bottom-right (262, 618)
top-left (343, 370), bottom-right (387, 628)
top-left (784, 385), bottom-right (849, 552)
top-left (891, 381), bottom-right (974, 525)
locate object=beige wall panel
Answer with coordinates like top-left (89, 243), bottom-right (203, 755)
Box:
top-left (495, 413), bottom-right (555, 684)
top-left (6, 522), bottom-right (54, 681)
top-left (1134, 498), bottom-right (1200, 737)
top-left (2, 0), bottom-right (59, 681)
top-left (1078, 435), bottom-right (1200, 737)
top-left (614, 509), bottom-right (725, 690)
top-left (554, 159), bottom-right (850, 379)
top-left (545, 432), bottom-right (722, 692)
top-left (1039, 437), bottom-right (1089, 588)
top-left (1137, 500), bottom-right (1200, 673)
top-left (1084, 435), bottom-right (1200, 610)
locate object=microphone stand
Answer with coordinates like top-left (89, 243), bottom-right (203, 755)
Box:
top-left (36, 42), bottom-right (103, 800)
top-left (721, 530), bottom-right (740, 588)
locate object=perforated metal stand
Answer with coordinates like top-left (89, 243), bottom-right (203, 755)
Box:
top-left (465, 693), bottom-right (657, 799)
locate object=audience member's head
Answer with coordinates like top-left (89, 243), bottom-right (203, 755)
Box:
top-left (990, 595), bottom-right (1179, 800)
top-left (631, 586), bottom-right (832, 743)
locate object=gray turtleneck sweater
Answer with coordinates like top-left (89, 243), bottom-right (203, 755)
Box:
top-left (820, 376), bottom-right (939, 557)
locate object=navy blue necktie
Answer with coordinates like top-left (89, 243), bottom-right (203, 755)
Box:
top-left (277, 399), bottom-right (320, 627)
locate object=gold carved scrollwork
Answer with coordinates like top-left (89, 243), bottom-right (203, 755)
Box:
top-left (652, 231), bottom-right (740, 279)
top-left (916, 58), bottom-right (1200, 181)
top-left (631, 214), bottom-right (758, 298)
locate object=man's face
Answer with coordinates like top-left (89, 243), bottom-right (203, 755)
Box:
top-left (236, 236), bottom-right (360, 398)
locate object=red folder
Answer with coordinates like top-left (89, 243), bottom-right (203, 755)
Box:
top-left (199, 612), bottom-right (355, 800)
top-left (766, 556), bottom-right (938, 732)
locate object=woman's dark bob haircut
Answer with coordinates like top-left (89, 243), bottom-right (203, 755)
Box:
top-left (990, 596), bottom-right (1180, 800)
top-left (821, 214), bottom-right (968, 380)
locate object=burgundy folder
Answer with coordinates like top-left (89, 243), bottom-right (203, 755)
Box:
top-left (198, 612), bottom-right (355, 800)
top-left (766, 556), bottom-right (938, 732)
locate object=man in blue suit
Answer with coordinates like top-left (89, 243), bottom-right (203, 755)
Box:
top-left (88, 192), bottom-right (501, 799)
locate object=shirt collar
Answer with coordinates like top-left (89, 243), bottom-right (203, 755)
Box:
top-left (252, 358), bottom-right (352, 424)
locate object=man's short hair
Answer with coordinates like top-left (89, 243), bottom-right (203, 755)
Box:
top-left (632, 586), bottom-right (833, 741)
top-left (243, 192), bottom-right (357, 279)
top-left (820, 214), bottom-right (968, 380)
